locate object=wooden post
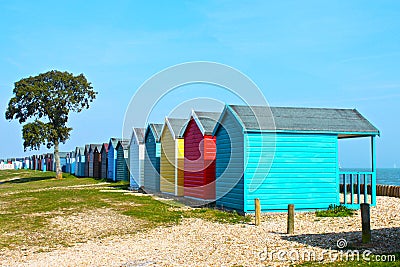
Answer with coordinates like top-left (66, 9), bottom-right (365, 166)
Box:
top-left (287, 204), bottom-right (295, 234)
top-left (255, 198), bottom-right (261, 226)
top-left (361, 203), bottom-right (371, 243)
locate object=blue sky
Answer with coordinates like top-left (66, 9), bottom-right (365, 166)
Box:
top-left (0, 0), bottom-right (399, 168)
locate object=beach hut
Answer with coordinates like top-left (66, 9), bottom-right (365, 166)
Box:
top-left (100, 143), bottom-right (109, 179)
top-left (37, 155), bottom-right (42, 171)
top-left (160, 118), bottom-right (187, 196)
top-left (213, 105), bottom-right (380, 213)
top-left (75, 147), bottom-right (85, 177)
top-left (69, 151), bottom-right (76, 174)
top-left (57, 152), bottom-right (68, 172)
top-left (128, 128), bottom-right (145, 189)
top-left (24, 157), bottom-right (29, 169)
top-left (115, 139), bottom-right (130, 181)
top-left (41, 155), bottom-right (47, 172)
top-left (93, 144), bottom-right (102, 178)
top-left (180, 111), bottom-right (220, 200)
top-left (32, 155), bottom-right (37, 170)
top-left (84, 145), bottom-right (90, 177)
top-left (107, 138), bottom-right (121, 181)
top-left (88, 144), bottom-right (102, 178)
top-left (144, 123), bottom-right (163, 192)
top-left (66, 151), bottom-right (76, 174)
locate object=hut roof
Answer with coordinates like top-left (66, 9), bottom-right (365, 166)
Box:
top-left (225, 105), bottom-right (379, 136)
top-left (132, 128), bottom-right (145, 144)
top-left (147, 123), bottom-right (164, 142)
top-left (89, 144), bottom-right (103, 153)
top-left (100, 143), bottom-right (109, 153)
top-left (165, 118), bottom-right (188, 139)
top-left (75, 147), bottom-right (84, 155)
top-left (109, 138), bottom-right (121, 149)
top-left (58, 152), bottom-right (69, 158)
top-left (117, 139), bottom-right (130, 150)
top-left (181, 110), bottom-right (221, 136)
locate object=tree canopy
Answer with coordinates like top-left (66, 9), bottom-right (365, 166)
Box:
top-left (5, 70), bottom-right (97, 178)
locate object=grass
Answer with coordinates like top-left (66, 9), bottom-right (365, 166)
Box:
top-left (0, 169), bottom-right (249, 250)
top-left (315, 204), bottom-right (355, 217)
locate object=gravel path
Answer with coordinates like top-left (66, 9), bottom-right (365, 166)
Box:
top-left (1, 196), bottom-right (399, 267)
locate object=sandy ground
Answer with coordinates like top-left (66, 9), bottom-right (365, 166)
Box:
top-left (1, 196), bottom-right (399, 267)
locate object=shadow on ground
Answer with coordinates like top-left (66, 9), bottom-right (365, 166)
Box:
top-left (0, 176), bottom-right (55, 185)
top-left (282, 227), bottom-right (400, 253)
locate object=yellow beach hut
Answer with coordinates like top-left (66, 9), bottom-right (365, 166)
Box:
top-left (160, 118), bottom-right (187, 196)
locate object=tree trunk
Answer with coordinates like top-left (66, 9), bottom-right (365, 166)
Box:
top-left (54, 141), bottom-right (63, 179)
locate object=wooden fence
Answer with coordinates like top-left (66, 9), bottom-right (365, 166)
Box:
top-left (340, 184), bottom-right (400, 198)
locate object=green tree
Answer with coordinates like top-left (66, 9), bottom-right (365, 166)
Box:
top-left (5, 70), bottom-right (97, 179)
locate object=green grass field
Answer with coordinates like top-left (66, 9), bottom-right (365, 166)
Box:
top-left (0, 170), bottom-right (249, 250)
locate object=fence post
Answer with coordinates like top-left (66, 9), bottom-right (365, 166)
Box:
top-left (287, 204), bottom-right (295, 234)
top-left (255, 198), bottom-right (261, 226)
top-left (361, 203), bottom-right (371, 243)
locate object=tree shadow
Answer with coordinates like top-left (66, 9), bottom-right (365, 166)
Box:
top-left (281, 227), bottom-right (400, 253)
top-left (0, 176), bottom-right (55, 185)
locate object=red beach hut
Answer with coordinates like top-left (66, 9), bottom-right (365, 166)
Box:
top-left (181, 111), bottom-right (221, 200)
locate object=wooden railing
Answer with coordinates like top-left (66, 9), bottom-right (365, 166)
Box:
top-left (339, 171), bottom-right (376, 207)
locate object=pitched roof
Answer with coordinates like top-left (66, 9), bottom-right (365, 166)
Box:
top-left (89, 144), bottom-right (103, 153)
top-left (109, 138), bottom-right (121, 149)
top-left (117, 139), bottom-right (130, 150)
top-left (190, 111), bottom-right (221, 135)
top-left (227, 105), bottom-right (379, 135)
top-left (133, 128), bottom-right (145, 144)
top-left (58, 152), bottom-right (68, 158)
top-left (147, 123), bottom-right (163, 141)
top-left (75, 147), bottom-right (84, 155)
top-left (165, 118), bottom-right (188, 138)
top-left (84, 144), bottom-right (90, 154)
top-left (100, 143), bottom-right (109, 153)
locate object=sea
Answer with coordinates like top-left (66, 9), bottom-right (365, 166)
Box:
top-left (340, 168), bottom-right (400, 186)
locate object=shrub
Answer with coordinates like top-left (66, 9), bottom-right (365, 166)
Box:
top-left (315, 204), bottom-right (354, 217)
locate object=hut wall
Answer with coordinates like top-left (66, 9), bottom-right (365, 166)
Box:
top-left (215, 112), bottom-right (244, 211)
top-left (129, 139), bottom-right (144, 189)
top-left (88, 150), bottom-right (94, 177)
top-left (160, 127), bottom-right (176, 195)
top-left (184, 118), bottom-right (216, 200)
top-left (93, 151), bottom-right (101, 178)
top-left (144, 130), bottom-right (160, 192)
top-left (244, 132), bottom-right (338, 212)
top-left (116, 146), bottom-right (128, 181)
top-left (107, 144), bottom-right (117, 181)
top-left (101, 149), bottom-right (108, 179)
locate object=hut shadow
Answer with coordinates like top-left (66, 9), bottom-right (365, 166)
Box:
top-left (281, 227), bottom-right (400, 253)
top-left (107, 183), bottom-right (130, 190)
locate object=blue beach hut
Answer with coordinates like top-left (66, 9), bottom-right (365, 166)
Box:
top-left (58, 152), bottom-right (68, 172)
top-left (69, 151), bottom-right (76, 174)
top-left (144, 123), bottom-right (163, 192)
top-left (213, 105), bottom-right (380, 213)
top-left (116, 139), bottom-right (130, 182)
top-left (107, 138), bottom-right (121, 181)
top-left (75, 147), bottom-right (85, 177)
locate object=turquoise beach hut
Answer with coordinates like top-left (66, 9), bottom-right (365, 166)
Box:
top-left (144, 123), bottom-right (163, 192)
top-left (213, 105), bottom-right (380, 213)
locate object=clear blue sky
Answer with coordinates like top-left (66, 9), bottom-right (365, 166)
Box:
top-left (0, 0), bottom-right (399, 168)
